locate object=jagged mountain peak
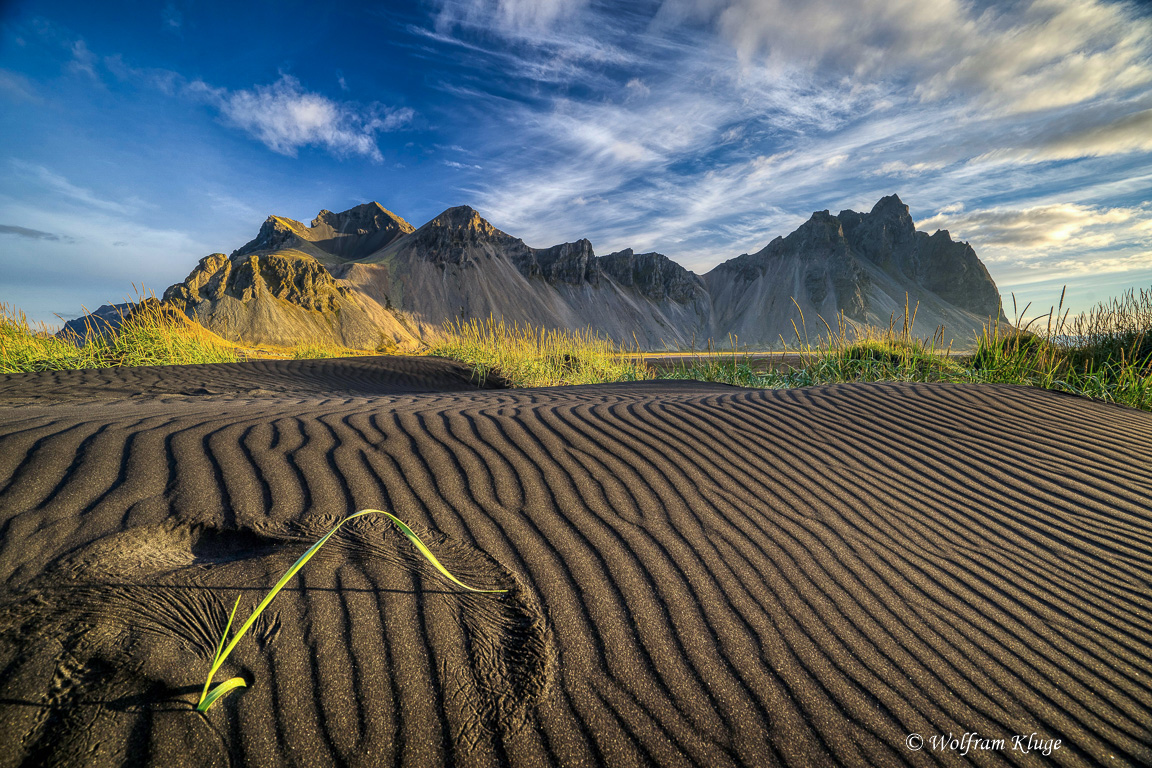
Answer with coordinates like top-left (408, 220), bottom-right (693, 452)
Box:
top-left (232, 202), bottom-right (414, 262)
top-left (869, 193), bottom-right (908, 215)
top-left (423, 205), bottom-right (498, 235)
top-left (793, 210), bottom-right (847, 243)
top-left (309, 202), bottom-right (414, 236)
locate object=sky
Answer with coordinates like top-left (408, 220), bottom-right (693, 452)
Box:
top-left (1, 0), bottom-right (1151, 327)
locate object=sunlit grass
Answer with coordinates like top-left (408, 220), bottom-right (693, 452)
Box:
top-left (968, 289), bottom-right (1152, 410)
top-left (427, 315), bottom-right (654, 387)
top-left (0, 299), bottom-right (238, 373)
top-left (290, 342), bottom-right (370, 360)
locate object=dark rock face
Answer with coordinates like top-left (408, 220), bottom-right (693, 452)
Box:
top-left (838, 194), bottom-right (920, 276)
top-left (838, 194), bottom-right (1001, 318)
top-left (405, 206), bottom-right (527, 266)
top-left (709, 194), bottom-right (999, 322)
top-left (310, 202), bottom-right (411, 237)
top-left (232, 219), bottom-right (300, 259)
top-left (232, 202), bottom-right (413, 262)
top-left (712, 210), bottom-right (871, 316)
top-left (600, 249), bottom-right (707, 304)
top-left (525, 239), bottom-right (600, 286)
top-left (914, 231), bottom-right (1001, 318)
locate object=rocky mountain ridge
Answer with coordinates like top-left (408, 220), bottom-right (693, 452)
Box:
top-left (158, 194), bottom-right (1003, 351)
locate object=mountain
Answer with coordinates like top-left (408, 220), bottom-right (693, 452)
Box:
top-left (705, 194), bottom-right (1002, 346)
top-left (162, 204), bottom-right (420, 350)
top-left (159, 194), bottom-right (1003, 351)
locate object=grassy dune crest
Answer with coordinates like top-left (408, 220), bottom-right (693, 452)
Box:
top-left (428, 315), bottom-right (654, 387)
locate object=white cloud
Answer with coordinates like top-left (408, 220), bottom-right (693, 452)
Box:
top-left (655, 0), bottom-right (1152, 115)
top-left (434, 0), bottom-right (591, 36)
top-left (189, 75), bottom-right (414, 161)
top-left (162, 2), bottom-right (183, 31)
top-left (625, 78), bottom-right (650, 99)
top-left (916, 202), bottom-right (1152, 289)
top-left (872, 159), bottom-right (948, 176)
top-left (975, 107), bottom-right (1152, 164)
top-left (0, 69), bottom-right (38, 102)
top-left (918, 202), bottom-right (1149, 252)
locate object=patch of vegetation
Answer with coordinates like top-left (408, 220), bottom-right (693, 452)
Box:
top-left (1, 300), bottom-right (238, 373)
top-left (428, 315), bottom-right (654, 387)
top-left (431, 290), bottom-right (1152, 412)
top-left (660, 301), bottom-right (964, 388)
top-left (967, 289), bottom-right (1152, 410)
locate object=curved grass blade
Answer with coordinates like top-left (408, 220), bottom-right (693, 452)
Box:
top-left (198, 677), bottom-right (247, 713)
top-left (368, 509), bottom-right (507, 594)
top-left (196, 509), bottom-right (506, 712)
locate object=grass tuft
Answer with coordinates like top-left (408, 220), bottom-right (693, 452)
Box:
top-left (1, 298), bottom-right (238, 373)
top-left (290, 342), bottom-right (366, 360)
top-left (969, 289), bottom-right (1152, 409)
top-left (781, 299), bottom-right (965, 385)
top-left (428, 315), bottom-right (654, 387)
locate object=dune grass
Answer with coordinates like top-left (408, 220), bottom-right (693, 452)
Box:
top-left (0, 300), bottom-right (239, 373)
top-left (427, 315), bottom-right (654, 387)
top-left (968, 289), bottom-right (1152, 409)
top-left (198, 508), bottom-right (506, 713)
top-left (290, 342), bottom-right (369, 360)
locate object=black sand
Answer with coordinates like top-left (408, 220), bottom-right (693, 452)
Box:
top-left (0, 356), bottom-right (1149, 766)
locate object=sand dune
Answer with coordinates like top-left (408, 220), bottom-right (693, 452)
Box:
top-left (0, 358), bottom-right (1149, 766)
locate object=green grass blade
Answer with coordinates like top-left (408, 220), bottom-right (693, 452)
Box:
top-left (196, 508), bottom-right (506, 712)
top-left (364, 509), bottom-right (508, 593)
top-left (196, 677), bottom-right (247, 713)
top-left (198, 594), bottom-right (241, 710)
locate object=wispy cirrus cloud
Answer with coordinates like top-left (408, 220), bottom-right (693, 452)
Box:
top-left (654, 0), bottom-right (1152, 113)
top-left (0, 69), bottom-right (39, 102)
top-left (9, 160), bottom-right (137, 215)
top-left (433, 0), bottom-right (593, 37)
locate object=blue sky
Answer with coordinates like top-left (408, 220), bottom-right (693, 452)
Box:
top-left (2, 0), bottom-right (1151, 327)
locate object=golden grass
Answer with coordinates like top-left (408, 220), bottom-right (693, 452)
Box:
top-left (1, 300), bottom-right (238, 373)
top-left (427, 315), bottom-right (654, 387)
